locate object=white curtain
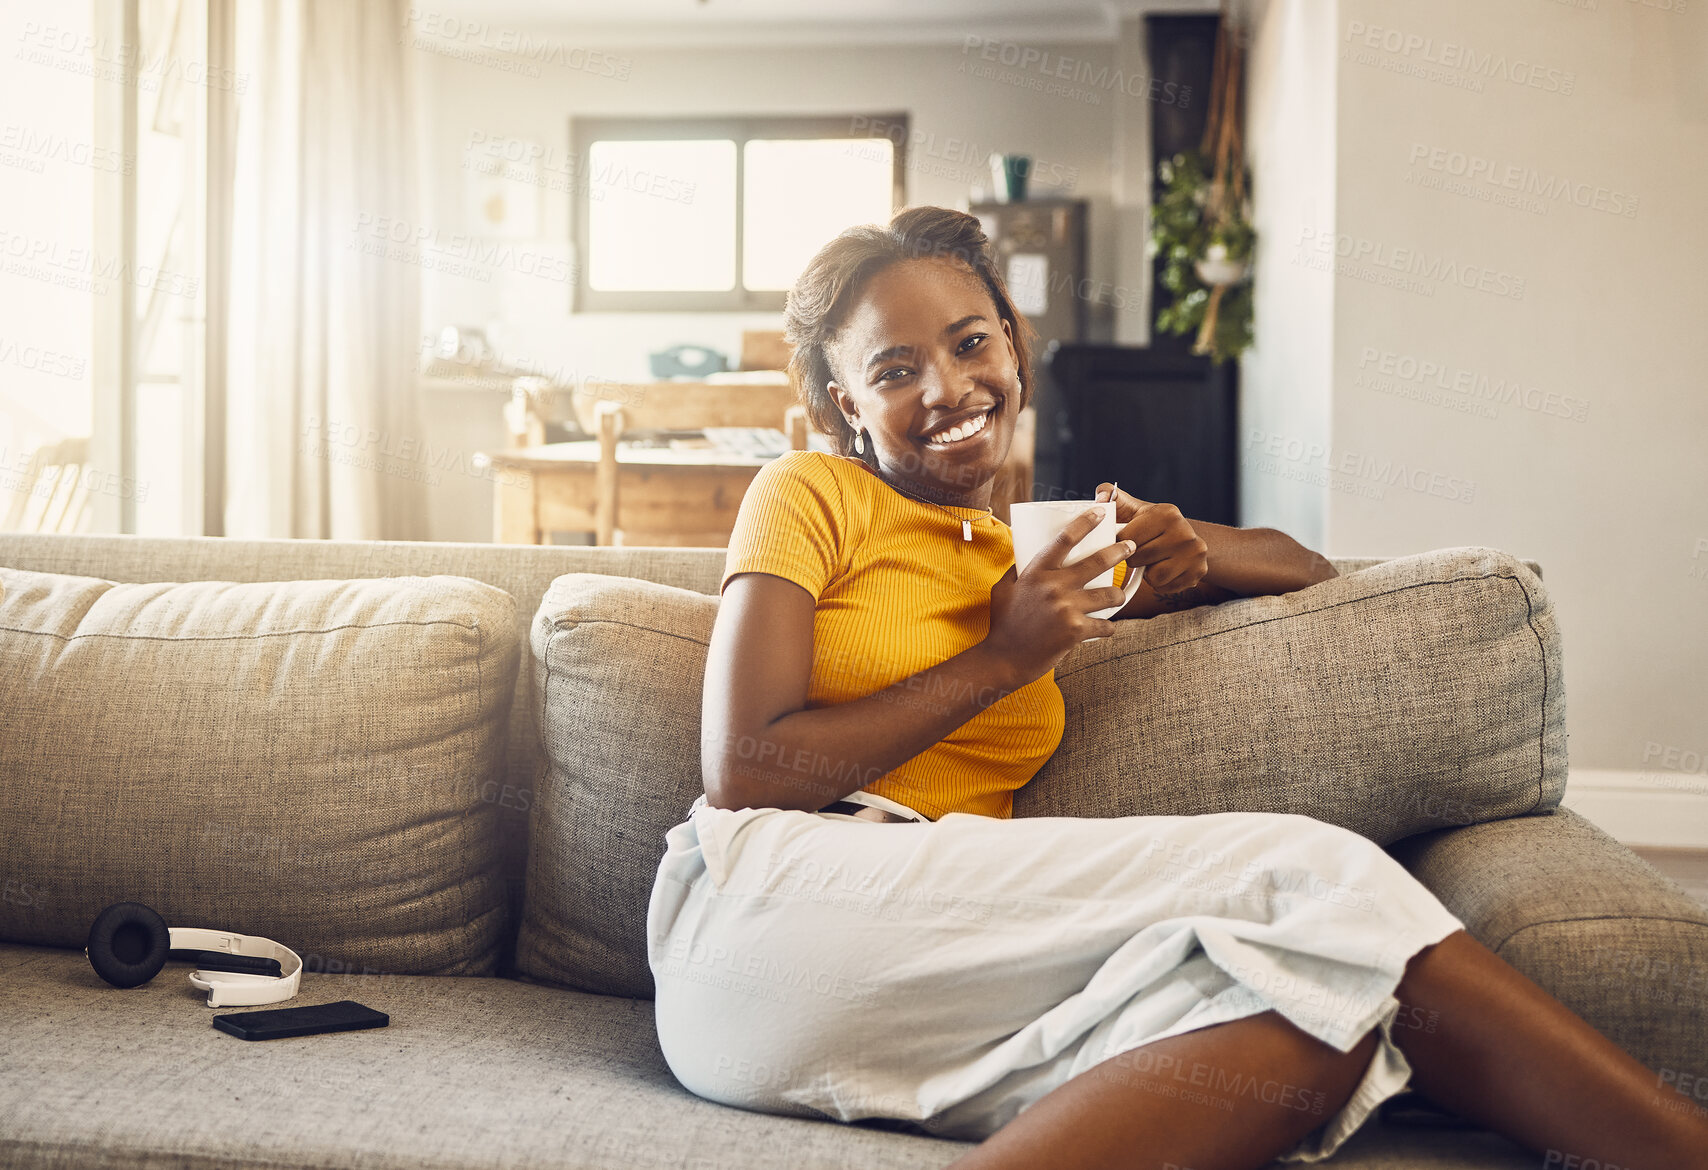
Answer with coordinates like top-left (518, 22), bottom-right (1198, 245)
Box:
top-left (226, 0), bottom-right (426, 540)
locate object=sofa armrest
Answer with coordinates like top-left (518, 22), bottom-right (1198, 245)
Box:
top-left (1390, 808), bottom-right (1708, 1098)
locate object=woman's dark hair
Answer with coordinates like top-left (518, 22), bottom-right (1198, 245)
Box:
top-left (782, 205), bottom-right (1038, 465)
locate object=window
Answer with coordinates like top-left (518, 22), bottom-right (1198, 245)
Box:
top-left (572, 114), bottom-right (906, 312)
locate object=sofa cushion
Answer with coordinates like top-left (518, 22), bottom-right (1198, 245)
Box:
top-left (517, 574), bottom-right (717, 998)
top-left (1016, 547), bottom-right (1564, 844)
top-left (1390, 808), bottom-right (1708, 1095)
top-left (0, 941), bottom-right (1546, 1170)
top-left (0, 566), bottom-right (520, 976)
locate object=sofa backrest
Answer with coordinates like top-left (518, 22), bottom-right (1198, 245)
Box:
top-left (0, 532), bottom-right (1543, 976)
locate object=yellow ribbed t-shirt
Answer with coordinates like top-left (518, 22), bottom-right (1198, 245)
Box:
top-left (719, 450), bottom-right (1118, 821)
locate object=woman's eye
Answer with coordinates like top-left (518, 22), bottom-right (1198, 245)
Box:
top-left (877, 367), bottom-right (910, 383)
top-left (958, 334), bottom-right (987, 354)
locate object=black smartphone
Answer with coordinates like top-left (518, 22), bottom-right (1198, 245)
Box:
top-left (212, 1000), bottom-right (389, 1041)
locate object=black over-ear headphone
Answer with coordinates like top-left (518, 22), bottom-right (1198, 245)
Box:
top-left (86, 902), bottom-right (303, 1007)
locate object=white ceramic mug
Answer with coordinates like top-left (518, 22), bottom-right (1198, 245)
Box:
top-left (1009, 500), bottom-right (1145, 621)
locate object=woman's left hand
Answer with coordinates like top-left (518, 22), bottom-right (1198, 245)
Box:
top-left (1094, 483), bottom-right (1210, 595)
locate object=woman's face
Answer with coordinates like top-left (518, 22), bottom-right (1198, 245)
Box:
top-left (826, 257), bottom-right (1021, 508)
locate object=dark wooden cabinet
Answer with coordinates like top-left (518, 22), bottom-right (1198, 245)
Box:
top-left (1039, 342), bottom-right (1238, 527)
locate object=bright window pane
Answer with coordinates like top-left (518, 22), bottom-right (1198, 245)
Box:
top-left (742, 139), bottom-right (894, 291)
top-left (587, 140), bottom-right (736, 291)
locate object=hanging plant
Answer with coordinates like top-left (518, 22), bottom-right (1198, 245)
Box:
top-left (1148, 14), bottom-right (1255, 364)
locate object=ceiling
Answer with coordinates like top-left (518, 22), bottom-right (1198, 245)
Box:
top-left (407, 0), bottom-right (1225, 47)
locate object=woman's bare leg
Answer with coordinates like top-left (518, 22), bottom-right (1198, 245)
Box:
top-left (948, 927), bottom-right (1708, 1170)
top-left (1392, 928), bottom-right (1708, 1170)
top-left (945, 1010), bottom-right (1380, 1170)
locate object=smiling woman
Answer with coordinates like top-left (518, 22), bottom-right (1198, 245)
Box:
top-left (645, 207), bottom-right (1708, 1170)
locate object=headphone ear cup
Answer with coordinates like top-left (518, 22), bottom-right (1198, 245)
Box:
top-left (87, 902), bottom-right (170, 989)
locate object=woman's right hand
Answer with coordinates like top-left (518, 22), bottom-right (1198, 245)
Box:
top-left (985, 508), bottom-right (1135, 686)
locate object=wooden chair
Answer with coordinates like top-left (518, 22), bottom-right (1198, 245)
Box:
top-left (2, 436), bottom-right (92, 534)
top-left (584, 382), bottom-right (807, 545)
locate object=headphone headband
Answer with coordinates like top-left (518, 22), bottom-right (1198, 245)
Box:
top-left (171, 927), bottom-right (303, 1007)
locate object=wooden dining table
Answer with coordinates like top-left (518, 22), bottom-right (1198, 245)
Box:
top-left (480, 438), bottom-right (778, 546)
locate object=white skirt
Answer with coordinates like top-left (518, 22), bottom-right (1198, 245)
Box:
top-left (646, 792), bottom-right (1464, 1161)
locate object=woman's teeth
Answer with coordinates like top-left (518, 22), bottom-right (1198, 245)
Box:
top-left (925, 408), bottom-right (991, 447)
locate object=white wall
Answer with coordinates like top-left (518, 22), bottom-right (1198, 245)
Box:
top-left (1239, 0), bottom-right (1337, 547)
top-left (1248, 0), bottom-right (1708, 834)
top-left (1335, 0), bottom-right (1708, 792)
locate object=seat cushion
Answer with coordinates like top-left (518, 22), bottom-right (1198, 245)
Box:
top-left (0, 566), bottom-right (520, 976)
top-left (0, 942), bottom-right (1541, 1169)
top-left (1018, 547), bottom-right (1564, 844)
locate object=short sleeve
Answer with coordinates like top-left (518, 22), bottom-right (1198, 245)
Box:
top-left (720, 453), bottom-right (845, 601)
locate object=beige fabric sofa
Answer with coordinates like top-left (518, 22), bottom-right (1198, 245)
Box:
top-left (2, 532), bottom-right (1704, 1170)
